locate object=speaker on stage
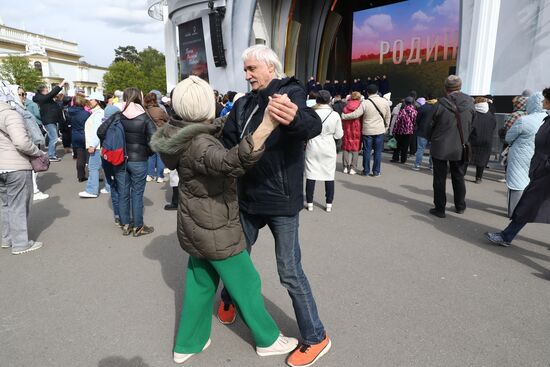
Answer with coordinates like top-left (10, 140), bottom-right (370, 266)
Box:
top-left (209, 11), bottom-right (226, 67)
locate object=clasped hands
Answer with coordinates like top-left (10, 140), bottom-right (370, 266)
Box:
top-left (265, 93), bottom-right (297, 126)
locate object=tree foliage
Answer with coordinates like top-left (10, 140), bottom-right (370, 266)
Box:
top-left (104, 46), bottom-right (167, 94)
top-left (0, 56), bottom-right (43, 91)
top-left (103, 61), bottom-right (145, 93)
top-left (114, 45), bottom-right (140, 64)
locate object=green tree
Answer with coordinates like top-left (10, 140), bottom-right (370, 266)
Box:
top-left (102, 61), bottom-right (145, 94)
top-left (0, 55), bottom-right (43, 91)
top-left (139, 46), bottom-right (166, 94)
top-left (114, 45), bottom-right (141, 64)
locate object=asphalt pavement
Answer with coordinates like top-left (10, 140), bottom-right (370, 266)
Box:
top-left (1, 150), bottom-right (549, 367)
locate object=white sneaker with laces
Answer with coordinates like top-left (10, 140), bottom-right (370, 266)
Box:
top-left (326, 203), bottom-right (332, 213)
top-left (157, 177), bottom-right (164, 183)
top-left (100, 188), bottom-right (110, 194)
top-left (349, 168), bottom-right (357, 175)
top-left (33, 191), bottom-right (49, 201)
top-left (12, 241), bottom-right (43, 255)
top-left (306, 203), bottom-right (313, 211)
top-left (146, 175), bottom-right (154, 182)
top-left (343, 167), bottom-right (348, 174)
top-left (79, 191), bottom-right (98, 198)
top-left (173, 339), bottom-right (211, 364)
top-left (256, 334), bottom-right (299, 357)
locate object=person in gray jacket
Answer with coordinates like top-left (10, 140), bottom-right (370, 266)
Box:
top-left (0, 98), bottom-right (45, 255)
top-left (428, 75), bottom-right (475, 218)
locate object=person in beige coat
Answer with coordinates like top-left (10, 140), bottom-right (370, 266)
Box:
top-left (0, 100), bottom-right (45, 254)
top-left (341, 84), bottom-right (391, 176)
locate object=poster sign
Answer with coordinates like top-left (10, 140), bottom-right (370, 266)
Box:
top-left (178, 18), bottom-right (209, 81)
top-left (352, 0), bottom-right (460, 98)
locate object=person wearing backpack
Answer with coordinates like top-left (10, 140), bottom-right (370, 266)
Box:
top-left (103, 87), bottom-right (157, 237)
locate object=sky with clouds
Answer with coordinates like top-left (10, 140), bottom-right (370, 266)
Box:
top-left (352, 0), bottom-right (460, 58)
top-left (0, 0), bottom-right (165, 67)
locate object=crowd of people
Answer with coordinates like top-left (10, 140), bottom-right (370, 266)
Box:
top-left (0, 43), bottom-right (549, 366)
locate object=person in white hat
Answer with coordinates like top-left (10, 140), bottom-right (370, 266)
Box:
top-left (79, 91), bottom-right (105, 198)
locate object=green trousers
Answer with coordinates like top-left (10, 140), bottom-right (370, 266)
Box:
top-left (174, 251), bottom-right (280, 353)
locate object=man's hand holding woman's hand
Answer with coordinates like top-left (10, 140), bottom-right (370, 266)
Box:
top-left (267, 94), bottom-right (297, 126)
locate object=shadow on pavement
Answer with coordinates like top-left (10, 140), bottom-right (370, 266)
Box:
top-left (341, 181), bottom-right (550, 279)
top-left (97, 356), bottom-right (150, 367)
top-left (37, 171), bottom-right (62, 192)
top-left (143, 232), bottom-right (299, 348)
top-left (28, 195), bottom-right (70, 238)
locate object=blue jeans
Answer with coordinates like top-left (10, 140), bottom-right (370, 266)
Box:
top-left (45, 123), bottom-right (58, 158)
top-left (415, 136), bottom-right (433, 168)
top-left (362, 134), bottom-right (384, 175)
top-left (147, 153), bottom-right (165, 178)
top-left (501, 220), bottom-right (526, 243)
top-left (114, 161), bottom-right (147, 227)
top-left (85, 150), bottom-right (101, 195)
top-left (222, 212), bottom-right (326, 345)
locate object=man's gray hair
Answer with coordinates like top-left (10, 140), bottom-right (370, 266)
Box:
top-left (242, 45), bottom-right (285, 79)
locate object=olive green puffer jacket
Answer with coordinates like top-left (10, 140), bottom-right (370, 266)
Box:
top-left (150, 117), bottom-right (264, 260)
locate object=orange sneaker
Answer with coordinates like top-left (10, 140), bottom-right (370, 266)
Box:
top-left (286, 335), bottom-right (331, 367)
top-left (216, 301), bottom-right (236, 325)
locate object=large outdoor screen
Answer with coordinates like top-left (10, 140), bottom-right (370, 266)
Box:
top-left (178, 18), bottom-right (209, 81)
top-left (352, 0), bottom-right (460, 99)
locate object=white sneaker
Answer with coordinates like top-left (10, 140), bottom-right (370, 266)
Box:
top-left (173, 339), bottom-right (211, 364)
top-left (306, 203), bottom-right (313, 211)
top-left (146, 175), bottom-right (154, 182)
top-left (33, 191), bottom-right (49, 201)
top-left (12, 241), bottom-right (42, 255)
top-left (343, 167), bottom-right (348, 174)
top-left (1, 243), bottom-right (11, 249)
top-left (256, 334), bottom-right (299, 357)
top-left (163, 168), bottom-right (170, 174)
top-left (326, 203), bottom-right (332, 213)
top-left (157, 177), bottom-right (164, 183)
top-left (100, 188), bottom-right (110, 194)
top-left (349, 168), bottom-right (357, 175)
top-left (79, 191), bottom-right (98, 198)
top-left (497, 178), bottom-right (506, 183)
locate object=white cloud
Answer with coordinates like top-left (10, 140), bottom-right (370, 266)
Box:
top-left (353, 14), bottom-right (393, 39)
top-left (413, 24), bottom-right (428, 31)
top-left (411, 10), bottom-right (434, 23)
top-left (435, 0), bottom-right (460, 22)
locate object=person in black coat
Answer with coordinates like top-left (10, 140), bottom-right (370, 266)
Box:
top-left (427, 76), bottom-right (475, 218)
top-left (33, 81), bottom-right (65, 160)
top-left (323, 80), bottom-right (333, 96)
top-left (68, 94), bottom-right (91, 181)
top-left (307, 76), bottom-right (316, 94)
top-left (486, 88), bottom-right (550, 247)
top-left (340, 80), bottom-right (350, 97)
top-left (465, 97), bottom-right (496, 183)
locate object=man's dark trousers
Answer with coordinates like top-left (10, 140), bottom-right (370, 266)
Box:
top-left (432, 157), bottom-right (466, 213)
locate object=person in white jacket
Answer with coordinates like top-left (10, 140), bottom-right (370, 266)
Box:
top-left (80, 92), bottom-right (105, 198)
top-left (304, 90), bottom-right (344, 212)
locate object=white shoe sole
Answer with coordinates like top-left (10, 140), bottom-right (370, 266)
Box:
top-left (257, 339), bottom-right (299, 357)
top-left (12, 242), bottom-right (43, 255)
top-left (173, 339), bottom-right (211, 363)
top-left (287, 339), bottom-right (332, 367)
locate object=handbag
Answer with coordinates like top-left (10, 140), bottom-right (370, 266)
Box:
top-left (0, 127), bottom-right (49, 172)
top-left (30, 153), bottom-right (50, 172)
top-left (388, 137), bottom-right (398, 149)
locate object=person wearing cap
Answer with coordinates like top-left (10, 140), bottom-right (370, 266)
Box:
top-left (342, 83), bottom-right (391, 177)
top-left (150, 75), bottom-right (299, 364)
top-left (33, 80), bottom-right (65, 162)
top-left (305, 90), bottom-right (343, 212)
top-left (427, 75), bottom-right (475, 218)
top-left (79, 92), bottom-right (105, 198)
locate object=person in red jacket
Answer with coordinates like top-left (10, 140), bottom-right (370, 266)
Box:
top-left (341, 91), bottom-right (363, 174)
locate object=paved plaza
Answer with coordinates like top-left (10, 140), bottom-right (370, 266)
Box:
top-left (1, 151), bottom-right (549, 367)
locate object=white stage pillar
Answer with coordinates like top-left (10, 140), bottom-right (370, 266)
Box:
top-left (460, 0), bottom-right (501, 95)
top-left (163, 4), bottom-right (179, 94)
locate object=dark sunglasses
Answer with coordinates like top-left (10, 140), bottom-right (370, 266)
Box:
top-left (18, 93), bottom-right (26, 96)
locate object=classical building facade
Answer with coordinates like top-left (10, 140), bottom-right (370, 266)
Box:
top-left (0, 24), bottom-right (107, 95)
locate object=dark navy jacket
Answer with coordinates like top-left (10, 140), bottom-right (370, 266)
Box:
top-left (222, 77), bottom-right (322, 216)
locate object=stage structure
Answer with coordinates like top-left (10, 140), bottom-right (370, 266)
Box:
top-left (147, 0), bottom-right (550, 100)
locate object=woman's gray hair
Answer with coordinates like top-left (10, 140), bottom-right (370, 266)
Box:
top-left (242, 45), bottom-right (285, 79)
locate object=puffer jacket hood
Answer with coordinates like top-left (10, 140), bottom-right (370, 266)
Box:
top-left (151, 116), bottom-right (264, 260)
